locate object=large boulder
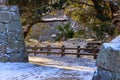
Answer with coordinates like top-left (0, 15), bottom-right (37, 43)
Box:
top-left (92, 35), bottom-right (120, 80)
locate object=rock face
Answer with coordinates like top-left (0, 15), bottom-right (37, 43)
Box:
top-left (92, 35), bottom-right (120, 80)
top-left (0, 5), bottom-right (28, 62)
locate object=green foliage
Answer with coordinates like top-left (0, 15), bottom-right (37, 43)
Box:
top-left (91, 21), bottom-right (116, 40)
top-left (92, 0), bottom-right (111, 21)
top-left (7, 0), bottom-right (50, 25)
top-left (114, 28), bottom-right (120, 36)
top-left (52, 0), bottom-right (67, 10)
top-left (7, 0), bottom-right (120, 40)
top-left (73, 30), bottom-right (86, 38)
top-left (64, 0), bottom-right (120, 40)
top-left (56, 23), bottom-right (74, 41)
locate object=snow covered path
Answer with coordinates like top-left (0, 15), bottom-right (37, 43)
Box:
top-left (0, 55), bottom-right (96, 80)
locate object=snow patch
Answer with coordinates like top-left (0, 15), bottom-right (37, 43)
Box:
top-left (103, 35), bottom-right (120, 50)
top-left (0, 55), bottom-right (96, 80)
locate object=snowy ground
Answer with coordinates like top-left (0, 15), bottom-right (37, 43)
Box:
top-left (0, 54), bottom-right (96, 80)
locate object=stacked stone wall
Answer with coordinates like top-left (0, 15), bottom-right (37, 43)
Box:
top-left (0, 5), bottom-right (28, 62)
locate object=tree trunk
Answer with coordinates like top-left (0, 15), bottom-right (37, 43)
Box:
top-left (91, 0), bottom-right (111, 21)
top-left (23, 24), bottom-right (33, 38)
top-left (109, 1), bottom-right (119, 17)
top-left (109, 1), bottom-right (120, 32)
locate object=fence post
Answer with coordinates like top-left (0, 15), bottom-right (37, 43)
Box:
top-left (77, 46), bottom-right (81, 58)
top-left (61, 45), bottom-right (65, 57)
top-left (47, 45), bottom-right (51, 56)
top-left (93, 48), bottom-right (97, 59)
top-left (34, 45), bottom-right (37, 56)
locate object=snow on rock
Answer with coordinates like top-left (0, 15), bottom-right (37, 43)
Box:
top-left (0, 55), bottom-right (96, 80)
top-left (103, 35), bottom-right (120, 50)
top-left (41, 15), bottom-right (68, 22)
top-left (92, 35), bottom-right (120, 80)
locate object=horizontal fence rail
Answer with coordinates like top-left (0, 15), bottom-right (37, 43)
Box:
top-left (26, 45), bottom-right (100, 59)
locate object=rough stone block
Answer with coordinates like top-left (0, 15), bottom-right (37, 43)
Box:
top-left (0, 23), bottom-right (6, 33)
top-left (0, 12), bottom-right (11, 23)
top-left (0, 34), bottom-right (7, 44)
top-left (96, 45), bottom-right (120, 73)
top-left (7, 32), bottom-right (16, 43)
top-left (8, 52), bottom-right (28, 62)
top-left (0, 6), bottom-right (9, 11)
top-left (6, 21), bottom-right (22, 31)
top-left (8, 53), bottom-right (19, 62)
top-left (16, 31), bottom-right (24, 41)
top-left (92, 35), bottom-right (120, 80)
top-left (18, 52), bottom-right (28, 62)
top-left (11, 12), bottom-right (20, 21)
top-left (0, 55), bottom-right (8, 62)
top-left (9, 6), bottom-right (18, 12)
top-left (0, 45), bottom-right (6, 53)
top-left (7, 41), bottom-right (25, 54)
top-left (92, 67), bottom-right (120, 80)
top-left (14, 41), bottom-right (25, 49)
top-left (7, 42), bottom-right (15, 50)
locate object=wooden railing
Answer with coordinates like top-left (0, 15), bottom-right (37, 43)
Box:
top-left (26, 45), bottom-right (100, 59)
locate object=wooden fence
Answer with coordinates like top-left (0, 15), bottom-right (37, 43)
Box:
top-left (26, 45), bottom-right (100, 59)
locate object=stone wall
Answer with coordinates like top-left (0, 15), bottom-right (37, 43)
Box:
top-left (0, 5), bottom-right (28, 62)
top-left (92, 36), bottom-right (120, 80)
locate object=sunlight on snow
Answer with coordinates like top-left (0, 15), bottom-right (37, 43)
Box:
top-left (29, 56), bottom-right (95, 72)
